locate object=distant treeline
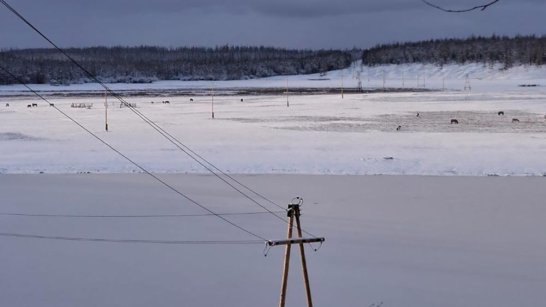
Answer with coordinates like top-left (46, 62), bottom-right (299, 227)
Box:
top-left (362, 35), bottom-right (546, 68)
top-left (0, 46), bottom-right (353, 85)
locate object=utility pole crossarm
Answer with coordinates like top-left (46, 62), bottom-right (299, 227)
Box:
top-left (267, 237), bottom-right (325, 247)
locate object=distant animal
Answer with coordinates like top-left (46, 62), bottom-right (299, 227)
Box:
top-left (162, 100), bottom-right (170, 104)
top-left (32, 103), bottom-right (38, 107)
top-left (416, 112), bottom-right (420, 117)
top-left (150, 101), bottom-right (155, 104)
top-left (190, 98), bottom-right (194, 102)
top-left (240, 98), bottom-right (244, 102)
top-left (5, 103), bottom-right (9, 107)
top-left (396, 125), bottom-right (402, 131)
top-left (450, 119), bottom-right (459, 124)
top-left (512, 118), bottom-right (520, 123)
top-left (27, 104), bottom-right (32, 108)
top-left (49, 103), bottom-right (54, 107)
top-left (498, 111), bottom-right (504, 116)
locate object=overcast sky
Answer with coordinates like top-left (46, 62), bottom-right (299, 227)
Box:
top-left (0, 0), bottom-right (544, 50)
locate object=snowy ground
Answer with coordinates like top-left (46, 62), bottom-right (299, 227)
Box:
top-left (1, 67), bottom-right (546, 176)
top-left (1, 174), bottom-right (545, 307)
top-left (1, 62), bottom-right (545, 95)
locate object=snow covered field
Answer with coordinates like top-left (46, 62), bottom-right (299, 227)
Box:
top-left (1, 64), bottom-right (546, 176)
top-left (1, 64), bottom-right (546, 307)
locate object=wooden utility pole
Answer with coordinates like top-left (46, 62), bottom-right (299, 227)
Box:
top-left (278, 210), bottom-right (294, 307)
top-left (211, 84), bottom-right (215, 119)
top-left (104, 90), bottom-right (109, 132)
top-left (341, 70), bottom-right (344, 99)
top-left (286, 79), bottom-right (289, 107)
top-left (464, 74), bottom-right (471, 92)
top-left (268, 198), bottom-right (325, 307)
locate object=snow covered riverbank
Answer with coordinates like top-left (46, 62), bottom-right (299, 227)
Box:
top-left (1, 88), bottom-right (546, 176)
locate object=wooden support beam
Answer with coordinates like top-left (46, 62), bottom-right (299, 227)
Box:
top-left (295, 210), bottom-right (313, 307)
top-left (278, 212), bottom-right (294, 307)
top-left (267, 237), bottom-right (325, 247)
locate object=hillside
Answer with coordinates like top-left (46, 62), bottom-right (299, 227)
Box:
top-left (0, 46), bottom-right (352, 85)
top-left (362, 35), bottom-right (546, 68)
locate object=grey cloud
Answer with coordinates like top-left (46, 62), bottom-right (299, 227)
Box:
top-left (4, 0), bottom-right (543, 20)
top-left (248, 0), bottom-right (420, 18)
top-left (0, 0), bottom-right (544, 49)
top-left (14, 0), bottom-right (424, 17)
top-left (47, 0), bottom-right (545, 18)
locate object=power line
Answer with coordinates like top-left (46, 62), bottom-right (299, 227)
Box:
top-left (0, 0), bottom-right (284, 216)
top-left (0, 211), bottom-right (285, 218)
top-left (0, 64), bottom-right (315, 239)
top-left (0, 0), bottom-right (319, 239)
top-left (0, 64), bottom-right (268, 242)
top-left (0, 232), bottom-right (264, 245)
top-left (422, 0), bottom-right (500, 12)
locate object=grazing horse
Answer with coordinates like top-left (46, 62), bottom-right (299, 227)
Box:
top-left (190, 98), bottom-right (194, 102)
top-left (5, 103), bottom-right (9, 107)
top-left (512, 118), bottom-right (520, 123)
top-left (49, 103), bottom-right (54, 107)
top-left (416, 112), bottom-right (420, 117)
top-left (240, 98), bottom-right (244, 102)
top-left (32, 103), bottom-right (38, 107)
top-left (450, 119), bottom-right (459, 124)
top-left (498, 111), bottom-right (504, 116)
top-left (27, 104), bottom-right (32, 108)
top-left (396, 125), bottom-right (402, 131)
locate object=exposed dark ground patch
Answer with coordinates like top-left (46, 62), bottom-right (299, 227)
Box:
top-left (0, 87), bottom-right (433, 99)
top-left (0, 132), bottom-right (43, 141)
top-left (226, 111), bottom-right (546, 133)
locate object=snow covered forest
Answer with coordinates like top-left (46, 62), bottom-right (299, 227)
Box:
top-left (0, 46), bottom-right (352, 85)
top-left (362, 35), bottom-right (546, 68)
top-left (2, 35), bottom-right (545, 85)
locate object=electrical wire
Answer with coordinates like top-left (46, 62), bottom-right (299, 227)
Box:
top-left (0, 64), bottom-right (316, 239)
top-left (0, 64), bottom-right (268, 242)
top-left (0, 211), bottom-right (285, 218)
top-left (0, 0), bottom-right (321, 239)
top-left (0, 232), bottom-right (264, 245)
top-left (0, 0), bottom-right (284, 215)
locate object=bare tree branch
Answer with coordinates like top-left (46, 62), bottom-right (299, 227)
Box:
top-left (422, 0), bottom-right (500, 13)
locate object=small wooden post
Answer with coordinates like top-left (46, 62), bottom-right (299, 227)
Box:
top-left (104, 90), bottom-right (109, 132)
top-left (286, 79), bottom-right (289, 108)
top-left (341, 70), bottom-right (344, 99)
top-left (211, 85), bottom-right (215, 119)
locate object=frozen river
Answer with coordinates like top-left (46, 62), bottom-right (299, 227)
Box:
top-left (1, 174), bottom-right (545, 307)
